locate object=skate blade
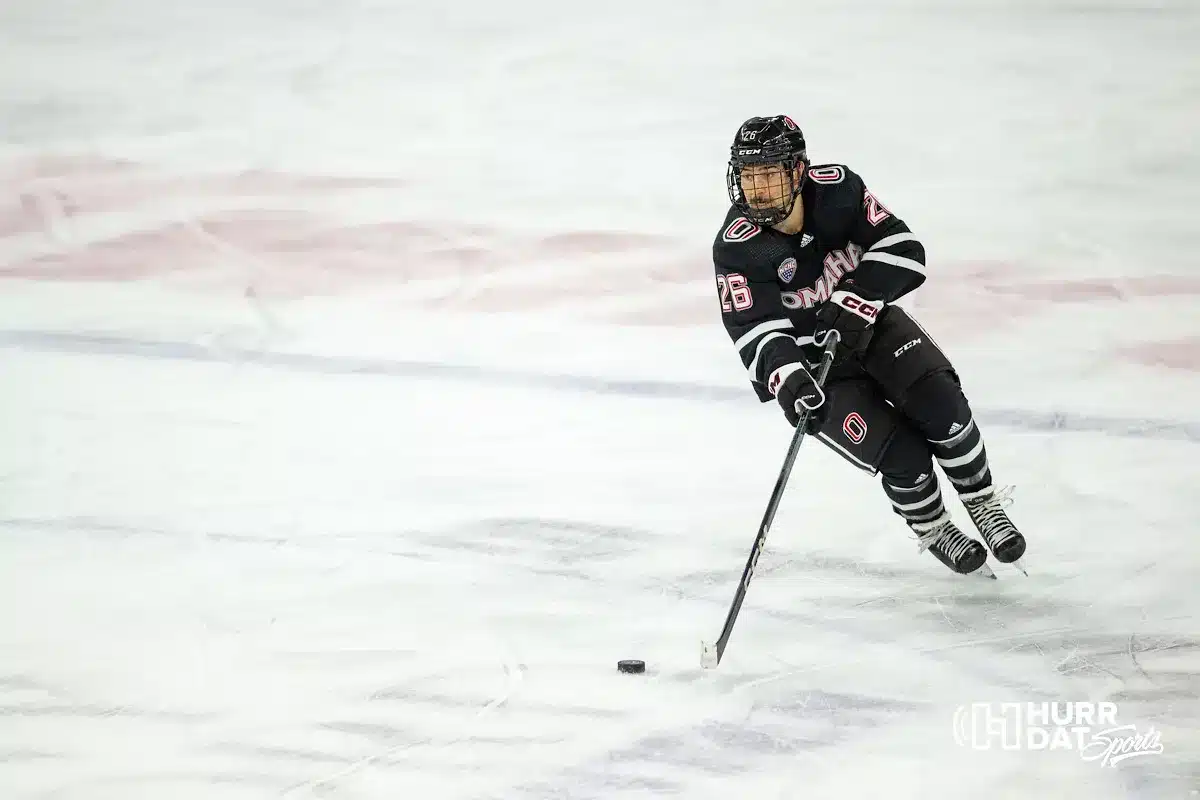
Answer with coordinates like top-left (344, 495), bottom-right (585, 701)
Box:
top-left (700, 640), bottom-right (719, 670)
top-left (973, 563), bottom-right (997, 580)
top-left (1006, 558), bottom-right (1028, 576)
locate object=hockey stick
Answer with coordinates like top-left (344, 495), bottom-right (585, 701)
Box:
top-left (700, 330), bottom-right (841, 669)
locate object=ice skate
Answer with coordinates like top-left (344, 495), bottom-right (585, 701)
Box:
top-left (961, 485), bottom-right (1027, 572)
top-left (910, 511), bottom-right (993, 578)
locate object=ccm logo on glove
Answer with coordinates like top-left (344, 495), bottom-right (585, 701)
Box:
top-left (830, 289), bottom-right (884, 322)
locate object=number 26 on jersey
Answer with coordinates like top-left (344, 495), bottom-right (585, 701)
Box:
top-left (717, 273), bottom-right (753, 312)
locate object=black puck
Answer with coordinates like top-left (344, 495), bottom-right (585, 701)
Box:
top-left (617, 659), bottom-right (646, 674)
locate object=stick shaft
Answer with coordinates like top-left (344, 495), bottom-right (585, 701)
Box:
top-left (707, 334), bottom-right (840, 666)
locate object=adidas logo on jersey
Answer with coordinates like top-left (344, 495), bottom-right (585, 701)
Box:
top-left (948, 422), bottom-right (963, 436)
top-left (800, 233), bottom-right (814, 247)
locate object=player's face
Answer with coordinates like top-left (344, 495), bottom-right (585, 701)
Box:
top-left (739, 163), bottom-right (793, 209)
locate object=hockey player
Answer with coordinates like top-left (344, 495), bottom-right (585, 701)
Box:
top-left (713, 115), bottom-right (1026, 576)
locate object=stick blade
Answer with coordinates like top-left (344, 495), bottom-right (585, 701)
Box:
top-left (700, 640), bottom-right (719, 669)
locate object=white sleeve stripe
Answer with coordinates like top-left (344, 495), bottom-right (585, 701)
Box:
top-left (860, 251), bottom-right (926, 274)
top-left (868, 232), bottom-right (918, 251)
top-left (748, 334), bottom-right (817, 383)
top-left (734, 318), bottom-right (794, 352)
top-left (747, 332), bottom-right (793, 382)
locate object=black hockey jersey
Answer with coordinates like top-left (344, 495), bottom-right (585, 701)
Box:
top-left (712, 163), bottom-right (927, 401)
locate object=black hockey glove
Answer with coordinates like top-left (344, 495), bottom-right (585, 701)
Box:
top-left (815, 278), bottom-right (886, 362)
top-left (768, 361), bottom-right (827, 429)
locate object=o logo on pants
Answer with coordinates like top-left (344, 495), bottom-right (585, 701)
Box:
top-left (843, 412), bottom-right (868, 444)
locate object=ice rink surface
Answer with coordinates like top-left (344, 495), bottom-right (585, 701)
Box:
top-left (1, 1), bottom-right (1199, 797)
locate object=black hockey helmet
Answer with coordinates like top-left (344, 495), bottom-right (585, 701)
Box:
top-left (726, 115), bottom-right (808, 226)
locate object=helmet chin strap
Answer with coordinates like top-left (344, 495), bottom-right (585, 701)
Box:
top-left (747, 197), bottom-right (792, 226)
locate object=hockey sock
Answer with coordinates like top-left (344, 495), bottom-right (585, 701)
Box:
top-left (928, 418), bottom-right (992, 492)
top-left (901, 372), bottom-right (993, 494)
top-left (882, 472), bottom-right (945, 525)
